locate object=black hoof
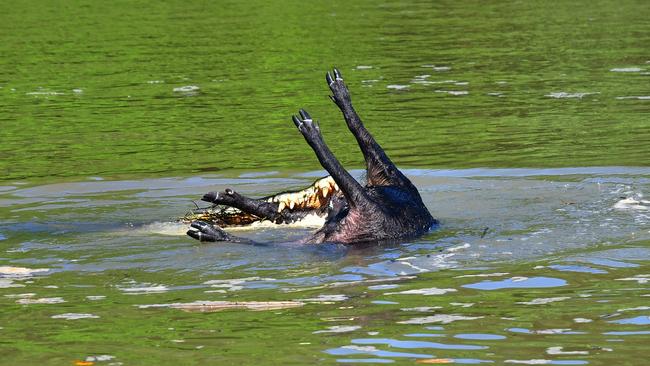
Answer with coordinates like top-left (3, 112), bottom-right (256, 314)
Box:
top-left (326, 67), bottom-right (343, 85)
top-left (334, 68), bottom-right (342, 80)
top-left (327, 68), bottom-right (351, 105)
top-left (292, 115), bottom-right (302, 128)
top-left (187, 220), bottom-right (229, 242)
top-left (299, 109), bottom-right (312, 121)
top-left (292, 110), bottom-right (319, 136)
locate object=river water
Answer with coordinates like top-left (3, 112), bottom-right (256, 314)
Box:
top-left (1, 1), bottom-right (649, 365)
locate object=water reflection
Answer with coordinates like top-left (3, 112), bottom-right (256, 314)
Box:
top-left (462, 277), bottom-right (567, 290)
top-left (454, 334), bottom-right (506, 340)
top-left (608, 316), bottom-right (650, 325)
top-left (352, 338), bottom-right (487, 350)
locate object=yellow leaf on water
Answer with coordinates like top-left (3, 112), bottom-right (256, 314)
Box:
top-left (74, 361), bottom-right (94, 366)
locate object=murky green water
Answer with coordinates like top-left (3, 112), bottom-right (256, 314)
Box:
top-left (1, 1), bottom-right (649, 365)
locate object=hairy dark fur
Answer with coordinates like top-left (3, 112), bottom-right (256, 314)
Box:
top-left (187, 69), bottom-right (437, 244)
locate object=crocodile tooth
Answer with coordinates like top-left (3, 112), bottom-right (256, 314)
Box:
top-left (289, 200), bottom-right (295, 210)
top-left (278, 201), bottom-right (286, 212)
top-left (321, 186), bottom-right (330, 198)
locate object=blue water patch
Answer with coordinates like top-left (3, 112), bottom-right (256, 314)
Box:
top-left (507, 328), bottom-right (585, 335)
top-left (325, 347), bottom-right (432, 358)
top-left (426, 326), bottom-right (445, 331)
top-left (378, 252), bottom-right (403, 260)
top-left (548, 264), bottom-right (608, 274)
top-left (337, 359), bottom-right (394, 364)
top-left (603, 330), bottom-right (650, 336)
top-left (608, 316), bottom-right (650, 325)
top-left (582, 258), bottom-right (639, 268)
top-left (368, 284), bottom-right (400, 290)
top-left (352, 338), bottom-right (487, 350)
top-left (245, 283), bottom-right (278, 289)
top-left (372, 300), bottom-right (399, 305)
top-left (454, 334), bottom-right (506, 340)
top-left (507, 328), bottom-right (532, 334)
top-left (327, 274), bottom-right (367, 282)
top-left (462, 277), bottom-right (567, 290)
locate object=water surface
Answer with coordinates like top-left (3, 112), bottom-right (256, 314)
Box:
top-left (1, 168), bottom-right (649, 365)
top-left (1, 0), bottom-right (649, 365)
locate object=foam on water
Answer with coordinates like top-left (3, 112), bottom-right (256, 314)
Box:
top-left (138, 213), bottom-right (326, 237)
top-left (610, 67), bottom-right (643, 72)
top-left (545, 92), bottom-right (598, 99)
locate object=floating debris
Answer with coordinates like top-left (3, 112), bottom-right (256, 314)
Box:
top-left (615, 96), bottom-right (650, 100)
top-left (400, 306), bottom-right (443, 312)
top-left (313, 325), bottom-right (362, 334)
top-left (507, 328), bottom-right (584, 335)
top-left (398, 314), bottom-right (484, 324)
top-left (86, 296), bottom-right (106, 301)
top-left (119, 285), bottom-right (169, 295)
top-left (450, 302), bottom-right (474, 308)
top-left (617, 306), bottom-right (650, 312)
top-left (545, 92), bottom-right (598, 99)
top-left (387, 84), bottom-right (410, 90)
top-left (546, 346), bottom-right (589, 355)
top-left (138, 300), bottom-right (305, 312)
top-left (447, 243), bottom-right (470, 252)
top-left (203, 277), bottom-right (275, 292)
top-left (172, 85), bottom-right (200, 95)
top-left (298, 294), bottom-right (348, 303)
top-left (614, 197), bottom-right (649, 211)
top-left (74, 361), bottom-right (94, 366)
top-left (0, 266), bottom-right (49, 277)
top-left (422, 65), bottom-right (451, 71)
top-left (51, 313), bottom-right (100, 320)
top-left (516, 297), bottom-right (570, 305)
top-left (25, 91), bottom-right (65, 96)
top-left (435, 90), bottom-right (468, 96)
top-left (385, 287), bottom-right (457, 296)
top-left (615, 274), bottom-right (650, 284)
top-left (573, 318), bottom-right (593, 323)
top-left (4, 293), bottom-right (36, 298)
top-left (0, 279), bottom-right (24, 288)
top-left (85, 355), bottom-right (115, 362)
top-left (17, 297), bottom-right (66, 305)
top-left (610, 67), bottom-right (643, 72)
